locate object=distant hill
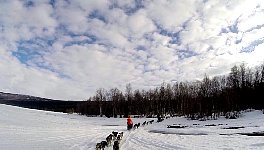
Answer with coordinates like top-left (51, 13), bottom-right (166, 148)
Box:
top-left (0, 92), bottom-right (83, 113)
top-left (0, 92), bottom-right (52, 101)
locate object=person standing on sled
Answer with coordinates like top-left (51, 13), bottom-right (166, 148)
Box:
top-left (127, 115), bottom-right (133, 130)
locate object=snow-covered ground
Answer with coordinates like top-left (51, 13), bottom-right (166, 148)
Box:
top-left (1, 104), bottom-right (264, 150)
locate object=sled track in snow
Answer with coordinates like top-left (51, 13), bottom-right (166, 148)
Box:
top-left (124, 128), bottom-right (185, 150)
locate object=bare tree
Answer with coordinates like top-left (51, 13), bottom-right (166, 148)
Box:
top-left (95, 88), bottom-right (106, 117)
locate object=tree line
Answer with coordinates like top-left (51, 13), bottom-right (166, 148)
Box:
top-left (76, 63), bottom-right (264, 119)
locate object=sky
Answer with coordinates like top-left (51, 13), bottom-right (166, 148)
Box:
top-left (0, 0), bottom-right (264, 100)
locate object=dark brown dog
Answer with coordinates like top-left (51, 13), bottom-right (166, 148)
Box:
top-left (112, 131), bottom-right (118, 137)
top-left (101, 141), bottom-right (107, 149)
top-left (113, 141), bottom-right (120, 150)
top-left (106, 134), bottom-right (113, 146)
top-left (96, 143), bottom-right (102, 150)
top-left (142, 121), bottom-right (146, 126)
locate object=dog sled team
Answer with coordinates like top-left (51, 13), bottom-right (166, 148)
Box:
top-left (96, 114), bottom-right (167, 149)
top-left (96, 131), bottom-right (123, 150)
top-left (127, 115), bottom-right (156, 130)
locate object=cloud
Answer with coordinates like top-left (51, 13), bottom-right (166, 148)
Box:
top-left (127, 10), bottom-right (156, 37)
top-left (144, 0), bottom-right (196, 31)
top-left (0, 0), bottom-right (264, 100)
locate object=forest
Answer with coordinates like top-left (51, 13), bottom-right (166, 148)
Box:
top-left (1, 63), bottom-right (263, 120)
top-left (76, 63), bottom-right (264, 119)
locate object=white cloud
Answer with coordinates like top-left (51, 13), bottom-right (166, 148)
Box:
top-left (0, 46), bottom-right (82, 100)
top-left (127, 10), bottom-right (156, 37)
top-left (42, 44), bottom-right (140, 91)
top-left (145, 0), bottom-right (196, 31)
top-left (0, 0), bottom-right (264, 100)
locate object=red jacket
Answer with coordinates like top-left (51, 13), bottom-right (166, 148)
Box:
top-left (127, 117), bottom-right (133, 125)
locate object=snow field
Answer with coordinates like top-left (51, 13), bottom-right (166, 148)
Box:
top-left (1, 104), bottom-right (264, 150)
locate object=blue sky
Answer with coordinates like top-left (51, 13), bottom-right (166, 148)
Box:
top-left (0, 0), bottom-right (264, 100)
